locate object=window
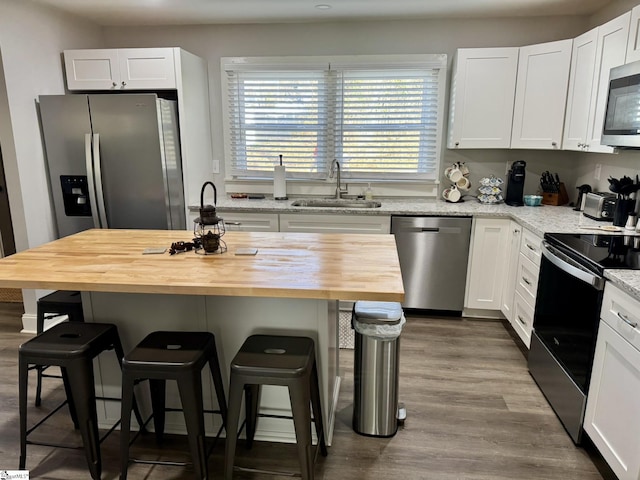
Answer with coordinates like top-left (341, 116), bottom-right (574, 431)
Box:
top-left (222, 55), bottom-right (447, 181)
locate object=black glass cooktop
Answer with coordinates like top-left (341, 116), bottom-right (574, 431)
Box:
top-left (545, 233), bottom-right (640, 273)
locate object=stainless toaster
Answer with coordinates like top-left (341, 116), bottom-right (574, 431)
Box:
top-left (583, 192), bottom-right (617, 221)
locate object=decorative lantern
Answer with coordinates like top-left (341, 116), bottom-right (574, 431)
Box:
top-left (193, 181), bottom-right (226, 254)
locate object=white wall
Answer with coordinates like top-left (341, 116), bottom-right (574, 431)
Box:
top-left (102, 16), bottom-right (590, 196)
top-left (0, 0), bottom-right (104, 325)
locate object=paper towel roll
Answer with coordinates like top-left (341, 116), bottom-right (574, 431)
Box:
top-left (273, 165), bottom-right (287, 200)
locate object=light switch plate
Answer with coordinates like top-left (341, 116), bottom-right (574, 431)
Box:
top-left (594, 163), bottom-right (602, 181)
top-left (212, 159), bottom-right (220, 174)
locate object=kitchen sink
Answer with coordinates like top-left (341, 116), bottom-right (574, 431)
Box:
top-left (291, 198), bottom-right (382, 208)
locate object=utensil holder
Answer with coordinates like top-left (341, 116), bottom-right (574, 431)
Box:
top-left (541, 183), bottom-right (569, 206)
top-left (613, 199), bottom-right (636, 227)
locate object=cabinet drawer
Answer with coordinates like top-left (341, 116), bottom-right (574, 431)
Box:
top-left (220, 212), bottom-right (279, 232)
top-left (601, 283), bottom-right (640, 352)
top-left (512, 291), bottom-right (534, 347)
top-left (515, 253), bottom-right (539, 306)
top-left (280, 214), bottom-right (391, 234)
top-left (520, 228), bottom-right (542, 266)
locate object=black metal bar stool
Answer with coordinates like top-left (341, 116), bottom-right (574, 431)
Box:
top-left (19, 321), bottom-right (144, 480)
top-left (34, 290), bottom-right (84, 406)
top-left (120, 331), bottom-right (228, 480)
top-left (224, 334), bottom-right (328, 480)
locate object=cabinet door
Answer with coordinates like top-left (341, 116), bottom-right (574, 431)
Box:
top-left (586, 12), bottom-right (631, 154)
top-left (280, 214), bottom-right (390, 234)
top-left (584, 320), bottom-right (640, 480)
top-left (500, 221), bottom-right (521, 322)
top-left (64, 49), bottom-right (120, 90)
top-left (219, 212), bottom-right (279, 232)
top-left (511, 40), bottom-right (572, 150)
top-left (117, 48), bottom-right (176, 90)
top-left (447, 48), bottom-right (519, 149)
top-left (464, 218), bottom-right (510, 310)
top-left (563, 28), bottom-right (598, 151)
top-left (626, 5), bottom-right (640, 63)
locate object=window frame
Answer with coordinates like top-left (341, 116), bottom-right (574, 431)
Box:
top-left (221, 54), bottom-right (447, 183)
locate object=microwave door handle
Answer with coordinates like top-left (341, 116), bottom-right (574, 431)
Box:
top-left (92, 133), bottom-right (109, 228)
top-left (541, 241), bottom-right (605, 290)
top-left (85, 133), bottom-right (101, 228)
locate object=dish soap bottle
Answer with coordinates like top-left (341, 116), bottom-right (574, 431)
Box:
top-left (364, 183), bottom-right (373, 200)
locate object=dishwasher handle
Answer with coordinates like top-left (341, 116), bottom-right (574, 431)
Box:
top-left (395, 227), bottom-right (462, 234)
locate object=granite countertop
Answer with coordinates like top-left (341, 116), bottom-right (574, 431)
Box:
top-left (192, 196), bottom-right (640, 301)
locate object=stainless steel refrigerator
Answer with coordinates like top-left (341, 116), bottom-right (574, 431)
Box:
top-left (39, 94), bottom-right (186, 238)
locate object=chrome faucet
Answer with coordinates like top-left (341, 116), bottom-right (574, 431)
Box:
top-left (329, 159), bottom-right (348, 199)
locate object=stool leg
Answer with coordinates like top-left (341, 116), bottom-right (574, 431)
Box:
top-left (61, 368), bottom-right (80, 429)
top-left (120, 370), bottom-right (135, 480)
top-left (19, 356), bottom-right (28, 470)
top-left (289, 379), bottom-right (313, 480)
top-left (244, 384), bottom-right (261, 449)
top-left (224, 374), bottom-right (245, 480)
top-left (149, 379), bottom-right (166, 444)
top-left (177, 371), bottom-right (207, 480)
top-left (111, 333), bottom-right (146, 432)
top-left (310, 362), bottom-right (327, 456)
top-left (35, 304), bottom-right (45, 407)
top-left (65, 358), bottom-right (101, 480)
top-left (208, 355), bottom-right (228, 427)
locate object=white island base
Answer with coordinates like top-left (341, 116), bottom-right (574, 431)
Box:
top-left (83, 291), bottom-right (340, 445)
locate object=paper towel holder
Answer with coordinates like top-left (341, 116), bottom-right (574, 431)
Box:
top-left (274, 154), bottom-right (288, 200)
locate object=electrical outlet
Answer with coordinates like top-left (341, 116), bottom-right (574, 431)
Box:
top-left (594, 163), bottom-right (602, 181)
top-left (212, 159), bottom-right (220, 174)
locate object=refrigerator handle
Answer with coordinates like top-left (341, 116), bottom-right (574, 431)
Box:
top-left (92, 133), bottom-right (109, 228)
top-left (85, 133), bottom-right (101, 228)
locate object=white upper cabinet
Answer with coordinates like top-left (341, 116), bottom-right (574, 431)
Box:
top-left (447, 48), bottom-right (519, 149)
top-left (564, 12), bottom-right (630, 152)
top-left (511, 39), bottom-right (572, 150)
top-left (587, 12), bottom-right (631, 153)
top-left (626, 5), bottom-right (640, 63)
top-left (563, 28), bottom-right (598, 151)
top-left (64, 48), bottom-right (177, 91)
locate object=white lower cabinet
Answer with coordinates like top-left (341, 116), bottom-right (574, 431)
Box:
top-left (279, 214), bottom-right (390, 234)
top-left (465, 218), bottom-right (511, 311)
top-left (584, 283), bottom-right (640, 480)
top-left (501, 221), bottom-right (522, 322)
top-left (512, 291), bottom-right (534, 347)
top-left (218, 211), bottom-right (279, 232)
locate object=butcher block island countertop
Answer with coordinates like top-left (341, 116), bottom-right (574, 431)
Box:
top-left (0, 228), bottom-right (405, 301)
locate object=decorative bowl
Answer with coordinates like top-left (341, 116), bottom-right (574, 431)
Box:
top-left (524, 195), bottom-right (543, 206)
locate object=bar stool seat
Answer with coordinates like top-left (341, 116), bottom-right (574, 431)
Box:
top-left (120, 331), bottom-right (228, 480)
top-left (224, 334), bottom-right (328, 480)
top-left (19, 321), bottom-right (143, 480)
top-left (33, 290), bottom-right (85, 407)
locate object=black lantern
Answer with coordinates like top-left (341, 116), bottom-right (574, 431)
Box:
top-left (194, 181), bottom-right (226, 254)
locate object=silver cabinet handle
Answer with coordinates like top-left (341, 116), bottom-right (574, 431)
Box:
top-left (112, 81), bottom-right (117, 87)
top-left (517, 315), bottom-right (526, 326)
top-left (121, 81), bottom-right (127, 87)
top-left (514, 228), bottom-right (520, 234)
top-left (522, 277), bottom-right (532, 286)
top-left (227, 222), bottom-right (242, 226)
top-left (526, 243), bottom-right (536, 252)
top-left (617, 311), bottom-right (638, 329)
top-left (455, 142), bottom-right (459, 147)
top-left (551, 141), bottom-right (557, 147)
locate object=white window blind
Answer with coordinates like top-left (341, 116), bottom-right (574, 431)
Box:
top-left (223, 55), bottom-right (446, 181)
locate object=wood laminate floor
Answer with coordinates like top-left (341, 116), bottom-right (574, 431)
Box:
top-left (0, 304), bottom-right (606, 479)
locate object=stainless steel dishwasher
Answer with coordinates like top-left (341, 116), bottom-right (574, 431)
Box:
top-left (391, 216), bottom-right (472, 313)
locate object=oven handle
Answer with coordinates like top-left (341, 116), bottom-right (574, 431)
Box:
top-left (541, 241), bottom-right (605, 290)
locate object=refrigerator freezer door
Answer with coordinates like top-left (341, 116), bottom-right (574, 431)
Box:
top-left (39, 95), bottom-right (96, 237)
top-left (88, 94), bottom-right (184, 230)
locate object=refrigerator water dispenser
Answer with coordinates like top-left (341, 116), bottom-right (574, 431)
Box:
top-left (60, 175), bottom-right (91, 216)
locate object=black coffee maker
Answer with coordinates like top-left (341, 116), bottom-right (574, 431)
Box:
top-left (505, 160), bottom-right (526, 206)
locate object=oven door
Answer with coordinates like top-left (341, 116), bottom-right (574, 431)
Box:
top-left (528, 240), bottom-right (605, 444)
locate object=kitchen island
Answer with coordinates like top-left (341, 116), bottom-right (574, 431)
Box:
top-left (0, 228), bottom-right (404, 444)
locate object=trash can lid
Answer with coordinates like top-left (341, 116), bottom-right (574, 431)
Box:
top-left (354, 301), bottom-right (403, 325)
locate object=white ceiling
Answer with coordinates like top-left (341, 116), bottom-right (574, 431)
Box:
top-left (31, 0), bottom-right (616, 26)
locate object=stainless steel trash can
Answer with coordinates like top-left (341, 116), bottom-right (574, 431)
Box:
top-left (352, 301), bottom-right (405, 437)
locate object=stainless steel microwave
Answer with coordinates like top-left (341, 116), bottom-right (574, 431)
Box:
top-left (602, 59), bottom-right (640, 148)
